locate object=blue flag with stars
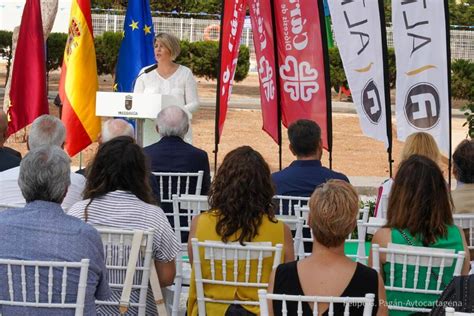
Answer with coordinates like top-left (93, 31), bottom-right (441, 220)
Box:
top-left (115, 0), bottom-right (155, 92)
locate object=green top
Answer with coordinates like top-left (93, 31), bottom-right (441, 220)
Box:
top-left (384, 225), bottom-right (464, 315)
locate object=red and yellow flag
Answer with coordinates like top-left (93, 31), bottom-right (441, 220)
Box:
top-left (7, 0), bottom-right (49, 136)
top-left (59, 0), bottom-right (100, 156)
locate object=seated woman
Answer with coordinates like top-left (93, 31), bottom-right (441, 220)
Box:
top-left (268, 180), bottom-right (387, 316)
top-left (371, 155), bottom-right (471, 315)
top-left (375, 132), bottom-right (441, 218)
top-left (187, 146), bottom-right (294, 316)
top-left (68, 136), bottom-right (180, 315)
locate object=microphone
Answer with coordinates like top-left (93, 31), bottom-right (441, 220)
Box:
top-left (144, 63), bottom-right (158, 73)
top-left (132, 64), bottom-right (157, 91)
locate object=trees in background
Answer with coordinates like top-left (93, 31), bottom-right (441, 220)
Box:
top-left (91, 0), bottom-right (473, 26)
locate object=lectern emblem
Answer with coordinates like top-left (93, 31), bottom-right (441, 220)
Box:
top-left (125, 95), bottom-right (133, 110)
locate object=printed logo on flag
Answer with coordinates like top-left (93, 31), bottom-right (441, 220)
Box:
top-left (258, 56), bottom-right (275, 101)
top-left (404, 83), bottom-right (440, 130)
top-left (65, 18), bottom-right (81, 59)
top-left (280, 56), bottom-right (319, 102)
top-left (361, 80), bottom-right (382, 124)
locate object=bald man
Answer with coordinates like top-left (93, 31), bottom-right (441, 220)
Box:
top-left (76, 119), bottom-right (134, 178)
top-left (76, 119), bottom-right (161, 201)
top-left (0, 111), bottom-right (21, 172)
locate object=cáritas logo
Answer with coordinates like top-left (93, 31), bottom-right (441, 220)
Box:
top-left (280, 56), bottom-right (319, 102)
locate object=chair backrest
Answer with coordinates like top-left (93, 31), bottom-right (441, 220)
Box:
top-left (258, 289), bottom-right (375, 316)
top-left (275, 216), bottom-right (304, 259)
top-left (453, 214), bottom-right (474, 251)
top-left (0, 258), bottom-right (90, 315)
top-left (170, 194), bottom-right (210, 315)
top-left (95, 227), bottom-right (155, 316)
top-left (273, 195), bottom-right (310, 217)
top-left (372, 243), bottom-right (466, 313)
top-left (191, 238), bottom-right (283, 316)
top-left (445, 307), bottom-right (474, 316)
top-left (0, 204), bottom-right (22, 212)
top-left (355, 217), bottom-right (386, 264)
top-left (152, 171), bottom-right (204, 205)
top-left (172, 194), bottom-right (210, 245)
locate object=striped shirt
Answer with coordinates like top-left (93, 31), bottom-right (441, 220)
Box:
top-left (68, 190), bottom-right (180, 315)
top-left (68, 190), bottom-right (180, 262)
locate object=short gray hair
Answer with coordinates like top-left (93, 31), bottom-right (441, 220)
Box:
top-left (101, 119), bottom-right (135, 143)
top-left (18, 145), bottom-right (71, 203)
top-left (28, 115), bottom-right (66, 149)
top-left (156, 106), bottom-right (189, 138)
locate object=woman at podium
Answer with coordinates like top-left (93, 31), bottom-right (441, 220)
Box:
top-left (134, 32), bottom-right (199, 146)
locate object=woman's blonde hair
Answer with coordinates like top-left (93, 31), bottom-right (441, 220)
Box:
top-left (308, 180), bottom-right (359, 248)
top-left (154, 32), bottom-right (181, 60)
top-left (400, 132), bottom-right (440, 163)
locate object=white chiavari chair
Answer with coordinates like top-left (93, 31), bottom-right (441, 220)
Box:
top-left (0, 258), bottom-right (90, 315)
top-left (191, 238), bottom-right (283, 315)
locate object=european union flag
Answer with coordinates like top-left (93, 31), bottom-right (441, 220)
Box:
top-left (115, 0), bottom-right (155, 92)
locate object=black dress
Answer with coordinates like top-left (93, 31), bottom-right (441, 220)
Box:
top-left (272, 261), bottom-right (379, 316)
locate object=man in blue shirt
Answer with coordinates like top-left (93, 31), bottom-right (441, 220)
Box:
top-left (0, 145), bottom-right (110, 315)
top-left (272, 119), bottom-right (349, 197)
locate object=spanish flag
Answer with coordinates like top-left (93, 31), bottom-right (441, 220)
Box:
top-left (7, 0), bottom-right (48, 136)
top-left (59, 0), bottom-right (100, 156)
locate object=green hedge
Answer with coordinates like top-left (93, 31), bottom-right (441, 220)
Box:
top-left (451, 59), bottom-right (474, 101)
top-left (42, 32), bottom-right (252, 81)
top-left (176, 40), bottom-right (250, 82)
top-left (327, 46), bottom-right (397, 92)
top-left (94, 31), bottom-right (123, 76)
top-left (46, 33), bottom-right (67, 73)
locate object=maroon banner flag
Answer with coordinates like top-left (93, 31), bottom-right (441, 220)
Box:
top-left (217, 0), bottom-right (246, 139)
top-left (273, 0), bottom-right (331, 150)
top-left (7, 0), bottom-right (48, 136)
top-left (247, 0), bottom-right (279, 143)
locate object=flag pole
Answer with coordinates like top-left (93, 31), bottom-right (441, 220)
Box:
top-left (269, 0), bottom-right (283, 170)
top-left (318, 0), bottom-right (333, 170)
top-left (214, 0), bottom-right (226, 174)
top-left (378, 0), bottom-right (393, 177)
top-left (444, 0), bottom-right (452, 188)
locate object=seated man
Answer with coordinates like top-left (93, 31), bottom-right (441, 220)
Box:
top-left (452, 139), bottom-right (474, 214)
top-left (0, 145), bottom-right (110, 315)
top-left (77, 118), bottom-right (160, 202)
top-left (272, 119), bottom-right (349, 197)
top-left (0, 110), bottom-right (21, 172)
top-left (0, 115), bottom-right (85, 210)
top-left (144, 106), bottom-right (211, 212)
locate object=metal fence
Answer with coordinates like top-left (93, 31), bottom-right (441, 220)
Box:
top-left (91, 14), bottom-right (473, 63)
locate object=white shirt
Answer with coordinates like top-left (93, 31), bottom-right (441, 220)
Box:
top-left (134, 65), bottom-right (199, 115)
top-left (134, 65), bottom-right (199, 145)
top-left (0, 166), bottom-right (85, 211)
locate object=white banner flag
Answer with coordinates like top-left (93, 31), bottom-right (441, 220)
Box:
top-left (328, 0), bottom-right (390, 148)
top-left (392, 0), bottom-right (450, 155)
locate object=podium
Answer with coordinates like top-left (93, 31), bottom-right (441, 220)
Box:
top-left (96, 92), bottom-right (177, 146)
